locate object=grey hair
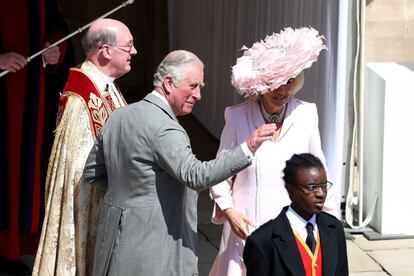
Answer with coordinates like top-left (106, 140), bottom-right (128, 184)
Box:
top-left (153, 50), bottom-right (204, 87)
top-left (81, 28), bottom-right (118, 55)
top-left (251, 71), bottom-right (305, 101)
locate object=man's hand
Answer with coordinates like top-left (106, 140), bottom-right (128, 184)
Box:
top-left (246, 123), bottom-right (276, 154)
top-left (42, 42), bottom-right (60, 65)
top-left (224, 208), bottom-right (256, 240)
top-left (0, 52), bottom-right (27, 72)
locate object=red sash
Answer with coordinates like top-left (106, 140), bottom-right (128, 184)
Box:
top-left (293, 231), bottom-right (323, 276)
top-left (58, 68), bottom-right (118, 140)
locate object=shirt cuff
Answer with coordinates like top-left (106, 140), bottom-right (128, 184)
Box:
top-left (241, 142), bottom-right (254, 160)
top-left (215, 196), bottom-right (234, 211)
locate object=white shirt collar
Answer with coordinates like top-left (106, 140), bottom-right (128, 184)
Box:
top-left (81, 60), bottom-right (115, 86)
top-left (80, 60), bottom-right (126, 107)
top-left (150, 90), bottom-right (170, 107)
top-left (286, 206), bottom-right (317, 241)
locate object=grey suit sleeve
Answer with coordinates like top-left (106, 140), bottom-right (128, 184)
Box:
top-left (83, 132), bottom-right (108, 190)
top-left (153, 124), bottom-right (252, 191)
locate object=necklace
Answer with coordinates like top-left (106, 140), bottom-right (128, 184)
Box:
top-left (260, 101), bottom-right (286, 124)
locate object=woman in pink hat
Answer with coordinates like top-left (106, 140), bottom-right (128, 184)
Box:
top-left (209, 27), bottom-right (339, 276)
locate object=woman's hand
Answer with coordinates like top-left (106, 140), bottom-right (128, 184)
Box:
top-left (223, 208), bottom-right (256, 240)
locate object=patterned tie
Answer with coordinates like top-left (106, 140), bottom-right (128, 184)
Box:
top-left (305, 222), bottom-right (316, 253)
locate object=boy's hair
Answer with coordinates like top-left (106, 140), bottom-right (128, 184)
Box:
top-left (283, 153), bottom-right (324, 185)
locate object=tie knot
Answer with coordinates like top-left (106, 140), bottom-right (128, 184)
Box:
top-left (306, 222), bottom-right (314, 232)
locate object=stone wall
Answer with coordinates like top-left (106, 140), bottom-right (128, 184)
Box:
top-left (365, 0), bottom-right (414, 62)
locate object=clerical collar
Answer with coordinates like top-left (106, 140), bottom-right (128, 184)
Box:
top-left (81, 60), bottom-right (115, 92)
top-left (260, 100), bottom-right (286, 124)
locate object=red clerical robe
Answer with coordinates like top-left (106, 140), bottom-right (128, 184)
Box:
top-left (33, 62), bottom-right (127, 276)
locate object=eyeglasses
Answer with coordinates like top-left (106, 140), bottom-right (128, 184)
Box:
top-left (113, 42), bottom-right (134, 53)
top-left (100, 42), bottom-right (134, 53)
top-left (289, 181), bottom-right (333, 193)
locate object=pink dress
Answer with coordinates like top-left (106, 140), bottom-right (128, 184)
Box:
top-left (209, 98), bottom-right (338, 276)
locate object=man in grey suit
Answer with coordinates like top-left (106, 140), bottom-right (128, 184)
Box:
top-left (83, 50), bottom-right (276, 276)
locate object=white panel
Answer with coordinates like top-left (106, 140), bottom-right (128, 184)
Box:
top-left (364, 63), bottom-right (414, 235)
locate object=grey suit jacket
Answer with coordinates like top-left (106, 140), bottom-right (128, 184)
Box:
top-left (83, 93), bottom-right (252, 276)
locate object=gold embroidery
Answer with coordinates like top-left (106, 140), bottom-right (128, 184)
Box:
top-left (34, 65), bottom-right (121, 276)
top-left (34, 98), bottom-right (98, 276)
top-left (88, 93), bottom-right (109, 138)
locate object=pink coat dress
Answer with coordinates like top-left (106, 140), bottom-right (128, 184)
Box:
top-left (209, 98), bottom-right (338, 276)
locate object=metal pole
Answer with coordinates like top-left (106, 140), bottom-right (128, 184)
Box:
top-left (0, 0), bottom-right (135, 78)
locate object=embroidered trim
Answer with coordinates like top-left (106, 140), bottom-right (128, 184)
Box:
top-left (60, 68), bottom-right (115, 140)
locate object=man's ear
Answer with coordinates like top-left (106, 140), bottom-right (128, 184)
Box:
top-left (101, 45), bottom-right (112, 59)
top-left (163, 76), bottom-right (175, 94)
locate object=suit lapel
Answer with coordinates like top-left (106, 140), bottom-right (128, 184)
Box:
top-left (272, 210), bottom-right (306, 276)
top-left (143, 92), bottom-right (178, 122)
top-left (251, 99), bottom-right (265, 130)
top-left (278, 98), bottom-right (297, 141)
top-left (318, 213), bottom-right (338, 275)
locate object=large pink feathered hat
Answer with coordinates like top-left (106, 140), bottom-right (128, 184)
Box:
top-left (231, 27), bottom-right (327, 97)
